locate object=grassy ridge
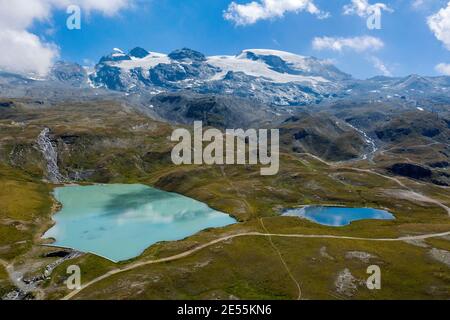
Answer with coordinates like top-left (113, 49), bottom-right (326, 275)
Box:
top-left (0, 164), bottom-right (53, 260)
top-left (71, 235), bottom-right (450, 300)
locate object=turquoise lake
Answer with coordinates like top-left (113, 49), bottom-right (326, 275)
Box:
top-left (43, 184), bottom-right (236, 262)
top-left (283, 206), bottom-right (395, 227)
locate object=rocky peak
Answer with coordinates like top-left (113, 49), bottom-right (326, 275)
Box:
top-left (99, 48), bottom-right (132, 64)
top-left (129, 47), bottom-right (150, 59)
top-left (50, 61), bottom-right (87, 86)
top-left (168, 48), bottom-right (206, 62)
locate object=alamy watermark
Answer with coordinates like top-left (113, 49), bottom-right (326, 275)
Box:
top-left (366, 265), bottom-right (381, 290)
top-left (66, 5), bottom-right (81, 30)
top-left (366, 7), bottom-right (382, 30)
top-left (65, 265), bottom-right (81, 290)
top-left (171, 121), bottom-right (280, 176)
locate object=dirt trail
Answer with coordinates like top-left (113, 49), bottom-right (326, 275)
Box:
top-left (260, 218), bottom-right (302, 300)
top-left (379, 142), bottom-right (441, 157)
top-left (62, 230), bottom-right (450, 300)
top-left (297, 153), bottom-right (450, 217)
top-left (339, 166), bottom-right (450, 217)
top-left (0, 259), bottom-right (8, 268)
top-left (384, 189), bottom-right (450, 216)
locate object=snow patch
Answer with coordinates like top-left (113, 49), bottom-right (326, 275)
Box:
top-left (115, 52), bottom-right (171, 70)
top-left (207, 54), bottom-right (328, 84)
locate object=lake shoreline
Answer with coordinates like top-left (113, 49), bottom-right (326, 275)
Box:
top-left (42, 183), bottom-right (237, 262)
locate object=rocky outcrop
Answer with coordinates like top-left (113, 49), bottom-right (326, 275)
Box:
top-left (335, 269), bottom-right (360, 297)
top-left (129, 47), bottom-right (150, 59)
top-left (36, 128), bottom-right (64, 183)
top-left (388, 163), bottom-right (449, 186)
top-left (429, 249), bottom-right (450, 268)
top-left (345, 251), bottom-right (377, 263)
top-left (429, 161), bottom-right (449, 168)
top-left (50, 61), bottom-right (88, 87)
top-left (389, 163), bottom-right (432, 180)
top-left (1, 250), bottom-right (82, 300)
top-left (148, 92), bottom-right (275, 129)
top-left (280, 113), bottom-right (367, 161)
top-left (374, 112), bottom-right (449, 144)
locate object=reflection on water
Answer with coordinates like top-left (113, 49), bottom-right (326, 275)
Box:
top-left (283, 206), bottom-right (395, 227)
top-left (44, 184), bottom-right (235, 262)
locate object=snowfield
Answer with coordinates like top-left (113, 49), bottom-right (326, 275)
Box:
top-left (207, 54), bottom-right (329, 84)
top-left (111, 49), bottom-right (330, 85)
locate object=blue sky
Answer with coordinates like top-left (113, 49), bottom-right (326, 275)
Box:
top-left (11, 0), bottom-right (450, 78)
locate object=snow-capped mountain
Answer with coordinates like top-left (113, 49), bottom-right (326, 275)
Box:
top-left (1, 47), bottom-right (450, 107)
top-left (89, 47), bottom-right (352, 105)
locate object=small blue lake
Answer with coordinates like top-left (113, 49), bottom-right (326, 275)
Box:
top-left (43, 184), bottom-right (236, 262)
top-left (283, 206), bottom-right (395, 227)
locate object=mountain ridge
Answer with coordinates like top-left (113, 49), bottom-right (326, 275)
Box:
top-left (1, 47), bottom-right (450, 107)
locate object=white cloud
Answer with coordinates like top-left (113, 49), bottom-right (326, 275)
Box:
top-left (0, 29), bottom-right (59, 76)
top-left (427, 1), bottom-right (450, 50)
top-left (368, 56), bottom-right (392, 76)
top-left (412, 0), bottom-right (426, 9)
top-left (70, 0), bottom-right (133, 16)
top-left (312, 36), bottom-right (384, 52)
top-left (0, 0), bottom-right (132, 77)
top-left (343, 0), bottom-right (393, 17)
top-left (412, 0), bottom-right (446, 10)
top-left (224, 0), bottom-right (329, 26)
top-left (435, 62), bottom-right (450, 75)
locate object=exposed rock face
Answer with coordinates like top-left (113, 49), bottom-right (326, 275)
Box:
top-left (389, 163), bottom-right (432, 180)
top-left (90, 64), bottom-right (124, 90)
top-left (50, 61), bottom-right (87, 87)
top-left (2, 250), bottom-right (83, 300)
top-left (129, 47), bottom-right (150, 59)
top-left (429, 248), bottom-right (450, 268)
top-left (429, 161), bottom-right (449, 168)
top-left (376, 128), bottom-right (412, 141)
top-left (335, 269), bottom-right (359, 297)
top-left (2, 288), bottom-right (33, 300)
top-left (168, 48), bottom-right (206, 62)
top-left (279, 113), bottom-right (367, 161)
top-left (345, 251), bottom-right (377, 263)
top-left (36, 128), bottom-right (64, 183)
top-left (374, 112), bottom-right (450, 144)
top-left (148, 92), bottom-right (276, 129)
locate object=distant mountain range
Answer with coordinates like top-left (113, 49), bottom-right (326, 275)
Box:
top-left (1, 47), bottom-right (450, 107)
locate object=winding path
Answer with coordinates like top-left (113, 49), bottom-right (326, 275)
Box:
top-left (259, 218), bottom-right (302, 300)
top-left (296, 153), bottom-right (450, 217)
top-left (62, 230), bottom-right (450, 300)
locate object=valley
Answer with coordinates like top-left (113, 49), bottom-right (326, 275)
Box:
top-left (0, 96), bottom-right (449, 300)
top-left (0, 48), bottom-right (449, 300)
